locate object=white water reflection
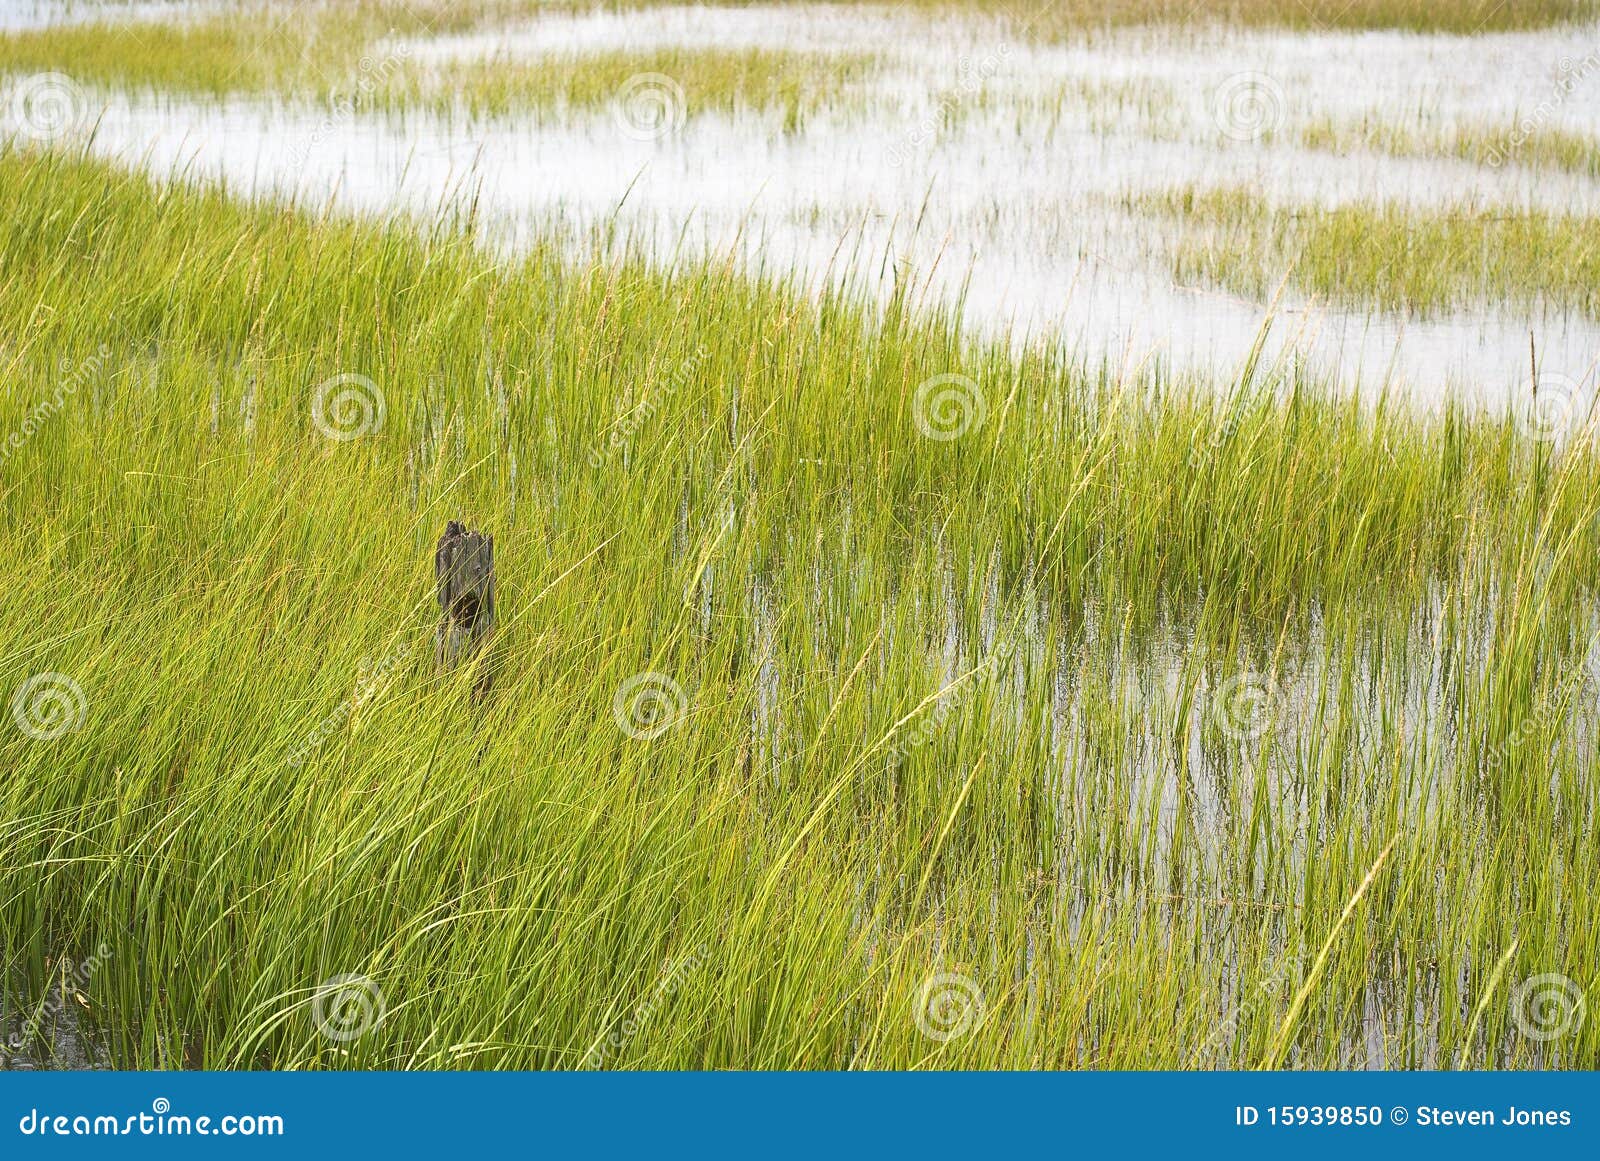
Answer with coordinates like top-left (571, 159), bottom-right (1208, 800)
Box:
top-left (15, 3), bottom-right (1600, 407)
top-left (0, 0), bottom-right (208, 33)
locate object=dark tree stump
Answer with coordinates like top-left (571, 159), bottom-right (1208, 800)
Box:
top-left (435, 521), bottom-right (496, 681)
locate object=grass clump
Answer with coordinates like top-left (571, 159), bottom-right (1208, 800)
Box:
top-left (0, 2), bottom-right (584, 102)
top-left (0, 3), bottom-right (392, 99)
top-left (577, 0), bottom-right (1600, 35)
top-left (1302, 116), bottom-right (1600, 178)
top-left (863, 0), bottom-right (1600, 35)
top-left (1146, 185), bottom-right (1600, 318)
top-left (1, 146), bottom-right (1598, 1070)
top-left (371, 47), bottom-right (882, 127)
top-left (0, 6), bottom-right (876, 128)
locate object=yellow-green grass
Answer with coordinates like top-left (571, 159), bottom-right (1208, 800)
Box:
top-left (0, 7), bottom-right (876, 125)
top-left (0, 3), bottom-right (389, 99)
top-left (1302, 117), bottom-right (1600, 178)
top-left (370, 47), bottom-right (882, 126)
top-left (4, 0), bottom-right (1595, 111)
top-left (1146, 185), bottom-right (1600, 318)
top-left (2, 146), bottom-right (1598, 1069)
top-left (0, 1), bottom-right (1591, 143)
top-left (596, 0), bottom-right (1600, 35)
top-left (0, 2), bottom-right (579, 102)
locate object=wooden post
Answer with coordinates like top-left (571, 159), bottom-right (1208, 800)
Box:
top-left (435, 521), bottom-right (496, 685)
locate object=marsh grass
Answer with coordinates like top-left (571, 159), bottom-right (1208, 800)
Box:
top-left (0, 6), bottom-right (878, 127)
top-left (369, 47), bottom-right (882, 126)
top-left (1146, 185), bottom-right (1600, 318)
top-left (1, 147), bottom-right (1597, 1069)
top-left (0, 4), bottom-right (379, 98)
top-left (5, 0), bottom-right (1595, 113)
top-left (0, 2), bottom-right (576, 102)
top-left (590, 0), bottom-right (1600, 35)
top-left (1302, 117), bottom-right (1600, 179)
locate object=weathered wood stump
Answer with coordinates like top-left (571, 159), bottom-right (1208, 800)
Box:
top-left (435, 521), bottom-right (496, 686)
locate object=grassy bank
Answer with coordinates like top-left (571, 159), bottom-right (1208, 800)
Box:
top-left (1, 147), bottom-right (1597, 1069)
top-left (0, 11), bottom-right (878, 126)
top-left (4, 0), bottom-right (1595, 117)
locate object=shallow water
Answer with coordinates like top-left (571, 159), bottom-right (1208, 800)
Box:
top-left (0, 0), bottom-right (205, 32)
top-left (2, 983), bottom-right (109, 1071)
top-left (9, 4), bottom-right (1600, 408)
